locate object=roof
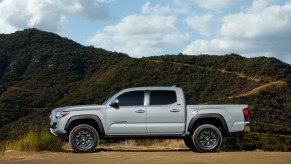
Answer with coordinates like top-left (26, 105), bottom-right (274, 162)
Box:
top-left (121, 86), bottom-right (181, 92)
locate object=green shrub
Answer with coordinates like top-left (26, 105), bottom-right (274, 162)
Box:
top-left (221, 133), bottom-right (290, 151)
top-left (18, 128), bottom-right (62, 151)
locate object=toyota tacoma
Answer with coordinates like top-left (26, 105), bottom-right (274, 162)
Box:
top-left (49, 86), bottom-right (250, 153)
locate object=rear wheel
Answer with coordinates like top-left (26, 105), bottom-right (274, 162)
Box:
top-left (192, 124), bottom-right (222, 152)
top-left (69, 124), bottom-right (99, 153)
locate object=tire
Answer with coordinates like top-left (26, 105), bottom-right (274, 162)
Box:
top-left (192, 124), bottom-right (222, 152)
top-left (69, 124), bottom-right (99, 153)
top-left (183, 137), bottom-right (195, 150)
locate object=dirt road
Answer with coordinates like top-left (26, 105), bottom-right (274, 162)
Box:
top-left (1, 149), bottom-right (290, 164)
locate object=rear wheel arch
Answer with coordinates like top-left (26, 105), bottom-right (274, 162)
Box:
top-left (187, 114), bottom-right (228, 136)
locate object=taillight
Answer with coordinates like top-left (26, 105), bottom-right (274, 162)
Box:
top-left (243, 108), bottom-right (249, 121)
top-left (243, 108), bottom-right (249, 116)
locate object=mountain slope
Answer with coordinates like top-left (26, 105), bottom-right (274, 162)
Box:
top-left (0, 28), bottom-right (130, 133)
top-left (0, 29), bottom-right (290, 144)
top-left (147, 55), bottom-right (291, 135)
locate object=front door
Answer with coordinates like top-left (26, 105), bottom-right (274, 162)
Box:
top-left (106, 91), bottom-right (147, 135)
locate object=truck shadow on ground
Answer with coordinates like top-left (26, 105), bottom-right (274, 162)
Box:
top-left (93, 148), bottom-right (191, 153)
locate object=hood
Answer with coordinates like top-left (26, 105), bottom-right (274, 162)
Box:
top-left (53, 104), bottom-right (106, 113)
top-left (50, 105), bottom-right (106, 120)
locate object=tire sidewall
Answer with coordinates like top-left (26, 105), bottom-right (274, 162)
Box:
top-left (192, 124), bottom-right (222, 152)
top-left (69, 124), bottom-right (99, 153)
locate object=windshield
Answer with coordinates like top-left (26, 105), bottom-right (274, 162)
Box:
top-left (101, 94), bottom-right (116, 105)
top-left (102, 99), bottom-right (110, 105)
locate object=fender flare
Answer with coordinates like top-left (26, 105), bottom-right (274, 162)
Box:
top-left (187, 113), bottom-right (229, 135)
top-left (65, 115), bottom-right (105, 135)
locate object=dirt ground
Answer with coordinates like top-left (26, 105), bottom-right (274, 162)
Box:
top-left (1, 148), bottom-right (290, 164)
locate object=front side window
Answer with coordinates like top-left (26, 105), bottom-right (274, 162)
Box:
top-left (150, 90), bottom-right (177, 105)
top-left (117, 91), bottom-right (144, 106)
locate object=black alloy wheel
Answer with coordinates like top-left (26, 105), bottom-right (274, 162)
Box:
top-left (192, 124), bottom-right (222, 152)
top-left (69, 124), bottom-right (99, 153)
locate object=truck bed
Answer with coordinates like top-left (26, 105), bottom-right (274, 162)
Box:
top-left (186, 104), bottom-right (248, 133)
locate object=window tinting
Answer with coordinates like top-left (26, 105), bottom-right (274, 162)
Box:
top-left (150, 90), bottom-right (177, 105)
top-left (117, 91), bottom-right (144, 106)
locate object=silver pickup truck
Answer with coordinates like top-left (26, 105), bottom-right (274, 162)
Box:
top-left (49, 86), bottom-right (249, 153)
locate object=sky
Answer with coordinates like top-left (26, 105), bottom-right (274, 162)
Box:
top-left (0, 0), bottom-right (291, 64)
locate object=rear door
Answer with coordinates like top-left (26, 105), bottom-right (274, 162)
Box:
top-left (146, 90), bottom-right (184, 134)
top-left (106, 91), bottom-right (147, 135)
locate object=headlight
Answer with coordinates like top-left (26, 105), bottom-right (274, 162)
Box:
top-left (56, 111), bottom-right (70, 118)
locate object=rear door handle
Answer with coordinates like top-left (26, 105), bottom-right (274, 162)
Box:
top-left (135, 109), bottom-right (145, 113)
top-left (170, 109), bottom-right (180, 112)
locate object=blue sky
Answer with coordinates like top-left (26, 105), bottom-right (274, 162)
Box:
top-left (0, 0), bottom-right (290, 64)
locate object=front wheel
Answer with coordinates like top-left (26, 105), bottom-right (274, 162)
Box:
top-left (69, 124), bottom-right (99, 153)
top-left (192, 124), bottom-right (222, 152)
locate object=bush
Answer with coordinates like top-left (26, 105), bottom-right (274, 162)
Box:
top-left (221, 133), bottom-right (290, 151)
top-left (18, 128), bottom-right (63, 151)
top-left (0, 128), bottom-right (63, 152)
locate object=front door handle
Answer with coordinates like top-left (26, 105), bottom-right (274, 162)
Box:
top-left (170, 109), bottom-right (180, 112)
top-left (135, 109), bottom-right (145, 113)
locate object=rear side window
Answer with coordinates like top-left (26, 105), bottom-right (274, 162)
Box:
top-left (150, 90), bottom-right (177, 105)
top-left (117, 91), bottom-right (144, 106)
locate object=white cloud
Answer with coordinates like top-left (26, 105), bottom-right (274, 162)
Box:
top-left (88, 14), bottom-right (189, 57)
top-left (190, 0), bottom-right (242, 10)
top-left (142, 1), bottom-right (171, 15)
top-left (221, 3), bottom-right (291, 39)
top-left (141, 1), bottom-right (189, 15)
top-left (183, 1), bottom-right (291, 62)
top-left (248, 0), bottom-right (269, 13)
top-left (184, 13), bottom-right (213, 36)
top-left (73, 0), bottom-right (109, 20)
top-left (0, 16), bottom-right (17, 34)
top-left (0, 0), bottom-right (110, 33)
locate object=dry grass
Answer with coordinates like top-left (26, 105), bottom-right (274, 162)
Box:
top-left (147, 59), bottom-right (265, 82)
top-left (228, 80), bottom-right (287, 98)
top-left (0, 140), bottom-right (19, 152)
top-left (103, 139), bottom-right (186, 149)
top-left (61, 139), bottom-right (187, 151)
top-left (0, 129), bottom-right (62, 152)
top-left (218, 69), bottom-right (262, 82)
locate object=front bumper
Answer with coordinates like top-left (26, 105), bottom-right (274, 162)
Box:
top-left (49, 127), bottom-right (68, 141)
top-left (49, 128), bottom-right (58, 136)
top-left (49, 110), bottom-right (68, 136)
top-left (48, 123), bottom-right (67, 136)
top-left (48, 119), bottom-right (67, 137)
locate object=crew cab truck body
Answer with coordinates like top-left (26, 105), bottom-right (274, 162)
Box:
top-left (49, 86), bottom-right (249, 153)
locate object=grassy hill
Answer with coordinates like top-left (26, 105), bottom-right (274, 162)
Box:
top-left (0, 29), bottom-right (290, 151)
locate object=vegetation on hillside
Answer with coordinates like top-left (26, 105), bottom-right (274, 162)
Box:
top-left (0, 29), bottom-right (290, 151)
top-left (0, 127), bottom-right (62, 152)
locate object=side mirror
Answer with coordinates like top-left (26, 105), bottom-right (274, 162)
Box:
top-left (110, 99), bottom-right (119, 108)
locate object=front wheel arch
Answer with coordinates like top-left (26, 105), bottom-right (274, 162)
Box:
top-left (65, 115), bottom-right (105, 136)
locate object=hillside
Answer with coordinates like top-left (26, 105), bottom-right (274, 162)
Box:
top-left (147, 55), bottom-right (290, 135)
top-left (0, 29), bottom-right (290, 150)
